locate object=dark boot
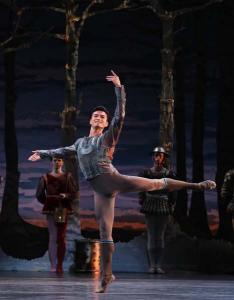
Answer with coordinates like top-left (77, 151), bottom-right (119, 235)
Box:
top-left (148, 247), bottom-right (165, 274)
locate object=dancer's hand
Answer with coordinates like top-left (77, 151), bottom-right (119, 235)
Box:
top-left (198, 180), bottom-right (216, 190)
top-left (98, 161), bottom-right (110, 170)
top-left (106, 70), bottom-right (121, 87)
top-left (28, 151), bottom-right (41, 161)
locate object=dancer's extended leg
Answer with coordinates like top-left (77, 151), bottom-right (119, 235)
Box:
top-left (90, 170), bottom-right (216, 195)
top-left (117, 175), bottom-right (216, 193)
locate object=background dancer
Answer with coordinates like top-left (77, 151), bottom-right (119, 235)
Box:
top-left (36, 155), bottom-right (77, 273)
top-left (138, 146), bottom-right (177, 274)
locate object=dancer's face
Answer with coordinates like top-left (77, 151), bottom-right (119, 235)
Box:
top-left (90, 110), bottom-right (109, 130)
top-left (52, 158), bottom-right (64, 170)
top-left (153, 153), bottom-right (165, 168)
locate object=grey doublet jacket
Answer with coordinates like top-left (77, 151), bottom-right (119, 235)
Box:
top-left (38, 86), bottom-right (126, 180)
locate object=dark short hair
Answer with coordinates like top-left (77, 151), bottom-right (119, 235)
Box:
top-left (91, 106), bottom-right (111, 122)
top-left (50, 154), bottom-right (64, 161)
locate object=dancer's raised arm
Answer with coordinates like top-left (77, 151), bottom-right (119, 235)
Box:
top-left (102, 70), bottom-right (126, 147)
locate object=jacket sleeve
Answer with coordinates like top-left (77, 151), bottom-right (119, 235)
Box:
top-left (38, 139), bottom-right (80, 159)
top-left (102, 86), bottom-right (126, 147)
top-left (36, 177), bottom-right (46, 204)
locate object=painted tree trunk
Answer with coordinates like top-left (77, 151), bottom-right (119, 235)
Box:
top-left (189, 12), bottom-right (211, 238)
top-left (159, 16), bottom-right (175, 158)
top-left (1, 51), bottom-right (19, 220)
top-left (158, 15), bottom-right (183, 238)
top-left (63, 0), bottom-right (79, 176)
top-left (62, 0), bottom-right (82, 261)
top-left (0, 50), bottom-right (48, 259)
top-left (174, 42), bottom-right (188, 231)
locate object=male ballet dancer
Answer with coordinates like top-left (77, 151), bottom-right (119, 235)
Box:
top-left (28, 71), bottom-right (216, 292)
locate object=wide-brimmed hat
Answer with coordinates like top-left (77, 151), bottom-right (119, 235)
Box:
top-left (151, 146), bottom-right (169, 157)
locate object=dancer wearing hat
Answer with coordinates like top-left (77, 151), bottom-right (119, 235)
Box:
top-left (28, 71), bottom-right (216, 292)
top-left (138, 146), bottom-right (176, 274)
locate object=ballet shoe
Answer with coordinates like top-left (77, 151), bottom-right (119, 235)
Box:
top-left (96, 274), bottom-right (116, 293)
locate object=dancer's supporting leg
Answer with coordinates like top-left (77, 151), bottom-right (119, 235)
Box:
top-left (94, 192), bottom-right (116, 293)
top-left (47, 215), bottom-right (57, 272)
top-left (99, 241), bottom-right (115, 292)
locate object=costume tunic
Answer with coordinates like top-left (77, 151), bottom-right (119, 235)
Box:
top-left (36, 172), bottom-right (77, 214)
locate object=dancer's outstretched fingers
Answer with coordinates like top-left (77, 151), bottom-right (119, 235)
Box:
top-left (111, 70), bottom-right (117, 76)
top-left (28, 151), bottom-right (41, 161)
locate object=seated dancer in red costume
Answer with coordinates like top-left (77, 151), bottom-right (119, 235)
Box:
top-left (36, 156), bottom-right (77, 273)
top-left (29, 71), bottom-right (216, 292)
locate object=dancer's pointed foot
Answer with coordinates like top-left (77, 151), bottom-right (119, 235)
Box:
top-left (198, 180), bottom-right (216, 190)
top-left (96, 274), bottom-right (115, 293)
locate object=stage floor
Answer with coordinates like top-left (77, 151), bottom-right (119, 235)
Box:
top-left (0, 271), bottom-right (234, 300)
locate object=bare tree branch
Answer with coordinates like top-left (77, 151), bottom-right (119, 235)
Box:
top-left (0, 2), bottom-right (29, 48)
top-left (144, 0), bottom-right (222, 18)
top-left (128, 0), bottom-right (162, 14)
top-left (53, 33), bottom-right (66, 40)
top-left (144, 1), bottom-right (176, 19)
top-left (79, 0), bottom-right (136, 21)
top-left (0, 36), bottom-right (13, 48)
top-left (172, 0), bottom-right (223, 17)
top-left (0, 0), bottom-right (17, 10)
top-left (150, 0), bottom-right (164, 14)
top-left (1, 3), bottom-right (25, 37)
top-left (12, 8), bottom-right (24, 35)
top-left (0, 27), bottom-right (54, 53)
top-left (42, 32), bottom-right (65, 40)
top-left (76, 0), bottom-right (100, 36)
top-left (20, 6), bottom-right (66, 14)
